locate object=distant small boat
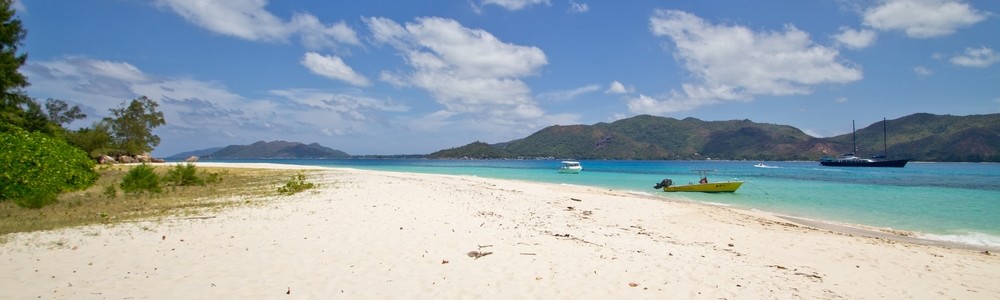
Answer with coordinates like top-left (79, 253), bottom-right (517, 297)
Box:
top-left (654, 169), bottom-right (743, 193)
top-left (558, 161), bottom-right (582, 174)
top-left (754, 163), bottom-right (778, 169)
top-left (820, 119), bottom-right (909, 168)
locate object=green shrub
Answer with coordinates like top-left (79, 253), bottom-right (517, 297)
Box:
top-left (204, 171), bottom-right (223, 184)
top-left (64, 120), bottom-right (115, 159)
top-left (277, 173), bottom-right (315, 195)
top-left (120, 164), bottom-right (161, 194)
top-left (0, 128), bottom-right (98, 208)
top-left (163, 163), bottom-right (205, 186)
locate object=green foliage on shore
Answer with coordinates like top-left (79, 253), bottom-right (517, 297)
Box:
top-left (1, 94), bottom-right (169, 207)
top-left (0, 166), bottom-right (315, 235)
top-left (163, 163), bottom-right (206, 187)
top-left (0, 2), bottom-right (182, 211)
top-left (277, 173), bottom-right (316, 195)
top-left (0, 1), bottom-right (55, 136)
top-left (44, 99), bottom-right (87, 126)
top-left (0, 128), bottom-right (98, 208)
top-left (64, 120), bottom-right (116, 158)
top-left (120, 163), bottom-right (226, 194)
top-left (120, 164), bottom-right (162, 194)
top-left (0, 0), bottom-right (27, 94)
top-left (0, 2), bottom-right (100, 208)
top-left (105, 96), bottom-right (166, 156)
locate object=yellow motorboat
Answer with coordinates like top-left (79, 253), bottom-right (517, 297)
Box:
top-left (653, 169), bottom-right (743, 193)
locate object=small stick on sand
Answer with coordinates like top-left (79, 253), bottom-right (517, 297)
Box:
top-left (467, 251), bottom-right (494, 259)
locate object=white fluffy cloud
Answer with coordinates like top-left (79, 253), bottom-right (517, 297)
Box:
top-left (950, 47), bottom-right (1000, 68)
top-left (24, 57), bottom-right (257, 133)
top-left (605, 81), bottom-right (633, 94)
top-left (31, 57), bottom-right (150, 86)
top-left (863, 0), bottom-right (987, 38)
top-left (154, 0), bottom-right (287, 42)
top-left (24, 57), bottom-right (151, 104)
top-left (269, 88), bottom-right (408, 122)
top-left (301, 52), bottom-right (370, 86)
top-left (365, 16), bottom-right (548, 120)
top-left (291, 15), bottom-right (361, 49)
top-left (155, 0), bottom-right (360, 48)
top-left (635, 9), bottom-right (862, 114)
top-left (833, 27), bottom-right (878, 49)
top-left (157, 0), bottom-right (367, 88)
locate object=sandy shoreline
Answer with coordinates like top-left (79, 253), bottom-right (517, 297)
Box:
top-left (2, 162), bottom-right (999, 299)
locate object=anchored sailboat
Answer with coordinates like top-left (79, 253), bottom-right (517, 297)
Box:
top-left (820, 118), bottom-right (910, 167)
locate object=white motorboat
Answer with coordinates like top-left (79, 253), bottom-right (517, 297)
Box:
top-left (558, 161), bottom-right (582, 174)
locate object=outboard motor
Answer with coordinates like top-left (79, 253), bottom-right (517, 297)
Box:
top-left (653, 178), bottom-right (673, 189)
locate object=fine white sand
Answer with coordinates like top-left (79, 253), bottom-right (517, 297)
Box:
top-left (2, 163), bottom-right (999, 299)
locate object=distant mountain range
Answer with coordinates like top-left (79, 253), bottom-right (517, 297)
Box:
top-left (167, 141), bottom-right (350, 159)
top-left (167, 113), bottom-right (999, 162)
top-left (429, 113), bottom-right (1000, 162)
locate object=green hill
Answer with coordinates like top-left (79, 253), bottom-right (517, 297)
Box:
top-left (829, 113), bottom-right (1000, 162)
top-left (429, 141), bottom-right (513, 159)
top-left (497, 124), bottom-right (670, 159)
top-left (176, 141), bottom-right (351, 159)
top-left (431, 113), bottom-right (1000, 162)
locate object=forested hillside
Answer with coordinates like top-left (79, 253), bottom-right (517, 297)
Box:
top-left (430, 113), bottom-right (1000, 162)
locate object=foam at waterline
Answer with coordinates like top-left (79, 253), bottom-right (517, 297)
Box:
top-left (625, 190), bottom-right (654, 197)
top-left (919, 231), bottom-right (1000, 249)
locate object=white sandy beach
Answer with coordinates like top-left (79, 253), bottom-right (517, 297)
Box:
top-left (2, 163), bottom-right (999, 299)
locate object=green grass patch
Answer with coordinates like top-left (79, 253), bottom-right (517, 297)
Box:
top-left (277, 172), bottom-right (316, 195)
top-left (0, 165), bottom-right (318, 236)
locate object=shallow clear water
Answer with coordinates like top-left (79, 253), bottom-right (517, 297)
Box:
top-left (201, 159), bottom-right (1000, 247)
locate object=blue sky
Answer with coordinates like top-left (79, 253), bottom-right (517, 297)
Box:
top-left (15, 0), bottom-right (1000, 156)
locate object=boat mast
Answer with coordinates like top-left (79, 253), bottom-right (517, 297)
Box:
top-left (852, 120), bottom-right (856, 155)
top-left (883, 118), bottom-right (888, 158)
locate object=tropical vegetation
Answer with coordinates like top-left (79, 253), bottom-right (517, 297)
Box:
top-left (0, 166), bottom-right (313, 235)
top-left (0, 128), bottom-right (97, 208)
top-left (0, 1), bottom-right (167, 208)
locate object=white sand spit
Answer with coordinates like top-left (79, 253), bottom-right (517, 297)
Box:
top-left (2, 163), bottom-right (999, 299)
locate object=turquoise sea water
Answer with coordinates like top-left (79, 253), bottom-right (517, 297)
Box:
top-left (204, 159), bottom-right (1000, 248)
